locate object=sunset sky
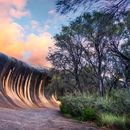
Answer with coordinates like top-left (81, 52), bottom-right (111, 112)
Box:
top-left (0, 0), bottom-right (73, 67)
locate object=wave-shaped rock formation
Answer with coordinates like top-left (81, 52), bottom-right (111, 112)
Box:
top-left (0, 53), bottom-right (58, 108)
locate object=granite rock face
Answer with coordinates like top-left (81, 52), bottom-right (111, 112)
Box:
top-left (0, 52), bottom-right (54, 108)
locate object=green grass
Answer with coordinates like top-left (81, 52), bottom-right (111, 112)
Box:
top-left (99, 113), bottom-right (126, 129)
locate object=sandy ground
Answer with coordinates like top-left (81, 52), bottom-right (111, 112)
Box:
top-left (0, 107), bottom-right (99, 130)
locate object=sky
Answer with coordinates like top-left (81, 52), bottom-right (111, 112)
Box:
top-left (0, 0), bottom-right (72, 67)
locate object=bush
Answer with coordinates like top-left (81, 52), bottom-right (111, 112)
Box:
top-left (125, 114), bottom-right (130, 129)
top-left (94, 89), bottom-right (130, 115)
top-left (59, 89), bottom-right (130, 124)
top-left (60, 104), bottom-right (70, 114)
top-left (59, 94), bottom-right (97, 119)
top-left (95, 96), bottom-right (111, 113)
top-left (108, 89), bottom-right (130, 115)
top-left (82, 107), bottom-right (97, 121)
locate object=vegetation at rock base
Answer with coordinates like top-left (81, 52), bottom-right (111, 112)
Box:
top-left (59, 90), bottom-right (130, 129)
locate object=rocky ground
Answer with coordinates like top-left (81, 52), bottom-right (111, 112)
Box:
top-left (0, 107), bottom-right (100, 130)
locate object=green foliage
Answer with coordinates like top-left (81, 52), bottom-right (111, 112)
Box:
top-left (82, 107), bottom-right (97, 121)
top-left (109, 89), bottom-right (130, 115)
top-left (60, 104), bottom-right (70, 114)
top-left (60, 89), bottom-right (130, 124)
top-left (94, 89), bottom-right (130, 115)
top-left (99, 113), bottom-right (126, 129)
top-left (59, 94), bottom-right (97, 119)
top-left (48, 10), bottom-right (130, 96)
top-left (45, 70), bottom-right (76, 97)
top-left (48, 7), bottom-right (130, 128)
top-left (94, 95), bottom-right (111, 113)
top-left (125, 114), bottom-right (130, 129)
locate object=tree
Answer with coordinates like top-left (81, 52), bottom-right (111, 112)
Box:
top-left (48, 12), bottom-right (113, 96)
top-left (75, 12), bottom-right (114, 96)
top-left (48, 25), bottom-right (85, 93)
top-left (107, 12), bottom-right (130, 90)
top-left (56, 0), bottom-right (130, 15)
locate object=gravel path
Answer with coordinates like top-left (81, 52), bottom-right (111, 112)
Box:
top-left (0, 107), bottom-right (99, 130)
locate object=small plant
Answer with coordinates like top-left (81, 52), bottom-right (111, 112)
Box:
top-left (82, 107), bottom-right (97, 121)
top-left (60, 104), bottom-right (70, 114)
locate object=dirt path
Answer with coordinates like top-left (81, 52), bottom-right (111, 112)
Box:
top-left (0, 91), bottom-right (99, 130)
top-left (0, 107), bottom-right (99, 130)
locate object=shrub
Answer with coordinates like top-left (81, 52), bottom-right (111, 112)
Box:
top-left (125, 114), bottom-right (130, 129)
top-left (60, 96), bottom-right (81, 117)
top-left (95, 96), bottom-right (111, 113)
top-left (82, 107), bottom-right (97, 121)
top-left (60, 104), bottom-right (70, 114)
top-left (59, 94), bottom-right (97, 119)
top-left (59, 89), bottom-right (130, 124)
top-left (109, 89), bottom-right (130, 115)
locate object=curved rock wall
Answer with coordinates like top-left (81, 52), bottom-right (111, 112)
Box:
top-left (0, 53), bottom-right (57, 108)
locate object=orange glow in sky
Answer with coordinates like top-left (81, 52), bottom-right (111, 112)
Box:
top-left (0, 0), bottom-right (57, 67)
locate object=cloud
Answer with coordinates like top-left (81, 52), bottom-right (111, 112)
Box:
top-left (43, 24), bottom-right (50, 32)
top-left (44, 9), bottom-right (68, 32)
top-left (10, 8), bottom-right (30, 18)
top-left (25, 32), bottom-right (54, 67)
top-left (48, 9), bottom-right (56, 15)
top-left (31, 20), bottom-right (39, 29)
top-left (11, 0), bottom-right (26, 8)
top-left (0, 19), bottom-right (54, 67)
top-left (0, 0), bottom-right (54, 67)
top-left (0, 0), bottom-right (29, 19)
top-left (0, 20), bottom-right (25, 59)
top-left (0, 0), bottom-right (28, 59)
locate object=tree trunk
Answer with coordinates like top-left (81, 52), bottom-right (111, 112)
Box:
top-left (74, 67), bottom-right (83, 93)
top-left (98, 54), bottom-right (104, 96)
top-left (75, 74), bottom-right (83, 93)
top-left (99, 76), bottom-right (104, 96)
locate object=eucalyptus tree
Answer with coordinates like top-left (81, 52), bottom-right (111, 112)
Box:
top-left (56, 0), bottom-right (130, 15)
top-left (48, 12), bottom-right (114, 96)
top-left (74, 12), bottom-right (115, 96)
top-left (111, 12), bottom-right (130, 62)
top-left (109, 12), bottom-right (130, 83)
top-left (48, 6), bottom-right (130, 94)
top-left (48, 24), bottom-right (85, 93)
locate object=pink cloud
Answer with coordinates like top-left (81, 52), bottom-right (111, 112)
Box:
top-left (10, 8), bottom-right (30, 18)
top-left (0, 20), bottom-right (25, 59)
top-left (0, 0), bottom-right (54, 67)
top-left (11, 0), bottom-right (26, 9)
top-left (0, 0), bottom-right (29, 19)
top-left (31, 20), bottom-right (39, 29)
top-left (25, 32), bottom-right (54, 67)
top-left (0, 19), bottom-right (54, 67)
top-left (0, 0), bottom-right (26, 8)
